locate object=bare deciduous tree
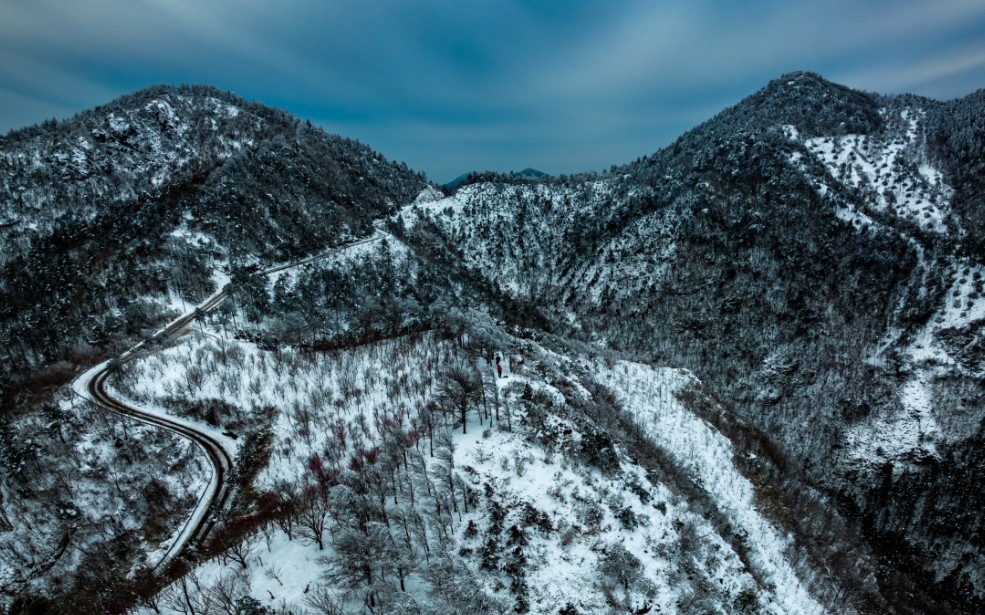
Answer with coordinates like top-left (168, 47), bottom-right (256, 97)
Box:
top-left (297, 488), bottom-right (330, 550)
top-left (438, 365), bottom-right (481, 434)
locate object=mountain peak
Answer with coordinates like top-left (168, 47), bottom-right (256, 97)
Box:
top-left (748, 70), bottom-right (882, 136)
top-left (769, 70), bottom-right (835, 90)
top-left (442, 167), bottom-right (551, 191)
top-left (666, 70), bottom-right (883, 144)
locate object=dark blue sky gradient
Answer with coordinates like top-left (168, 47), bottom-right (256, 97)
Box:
top-left (2, 0), bottom-right (984, 183)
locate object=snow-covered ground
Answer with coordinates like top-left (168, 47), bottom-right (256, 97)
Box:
top-left (788, 110), bottom-right (953, 235)
top-left (0, 382), bottom-right (207, 604)
top-left (104, 192), bottom-right (834, 612)
top-left (397, 181), bottom-right (677, 315)
top-left (123, 324), bottom-right (828, 614)
top-left (596, 361), bottom-right (824, 615)
top-left (785, 113), bottom-right (985, 470)
top-left (847, 258), bottom-right (985, 466)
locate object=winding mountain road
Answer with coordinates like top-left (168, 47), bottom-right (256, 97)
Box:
top-left (72, 229), bottom-right (387, 571)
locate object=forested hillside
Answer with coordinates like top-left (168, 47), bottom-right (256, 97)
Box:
top-left (0, 84), bottom-right (427, 395)
top-left (0, 86), bottom-right (427, 612)
top-left (406, 72), bottom-right (985, 613)
top-left (2, 73), bottom-right (984, 614)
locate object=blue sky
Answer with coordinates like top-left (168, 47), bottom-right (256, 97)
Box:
top-left (2, 0), bottom-right (984, 183)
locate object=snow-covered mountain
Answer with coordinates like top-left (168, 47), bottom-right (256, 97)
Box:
top-left (2, 73), bottom-right (984, 614)
top-left (398, 72), bottom-right (985, 613)
top-left (0, 85), bottom-right (427, 613)
top-left (0, 84), bottom-right (427, 387)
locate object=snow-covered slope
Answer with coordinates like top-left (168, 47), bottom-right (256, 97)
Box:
top-left (122, 326), bottom-right (831, 614)
top-left (0, 86), bottom-right (427, 612)
top-left (387, 77), bottom-right (985, 612)
top-left (793, 109), bottom-right (953, 235)
top-left (4, 73), bottom-right (985, 614)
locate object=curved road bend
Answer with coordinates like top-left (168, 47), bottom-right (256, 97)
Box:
top-left (72, 230), bottom-right (387, 571)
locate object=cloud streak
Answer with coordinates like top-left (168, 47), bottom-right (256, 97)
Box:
top-left (2, 0), bottom-right (983, 182)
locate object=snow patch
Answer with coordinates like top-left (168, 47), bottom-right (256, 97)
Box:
top-left (597, 361), bottom-right (826, 615)
top-left (793, 111), bottom-right (952, 234)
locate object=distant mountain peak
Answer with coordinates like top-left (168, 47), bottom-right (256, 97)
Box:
top-left (516, 167), bottom-right (549, 178)
top-left (442, 167), bottom-right (550, 191)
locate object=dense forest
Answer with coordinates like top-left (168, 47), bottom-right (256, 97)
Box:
top-left (2, 73), bottom-right (984, 613)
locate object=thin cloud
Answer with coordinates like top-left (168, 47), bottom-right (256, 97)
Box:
top-left (841, 45), bottom-right (985, 97)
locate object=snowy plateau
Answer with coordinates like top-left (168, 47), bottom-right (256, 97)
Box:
top-left (1, 72), bottom-right (985, 615)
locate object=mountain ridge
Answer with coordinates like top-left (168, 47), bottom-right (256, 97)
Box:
top-left (2, 73), bottom-right (984, 614)
top-left (0, 83), bottom-right (429, 387)
top-left (395, 73), bottom-right (985, 613)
